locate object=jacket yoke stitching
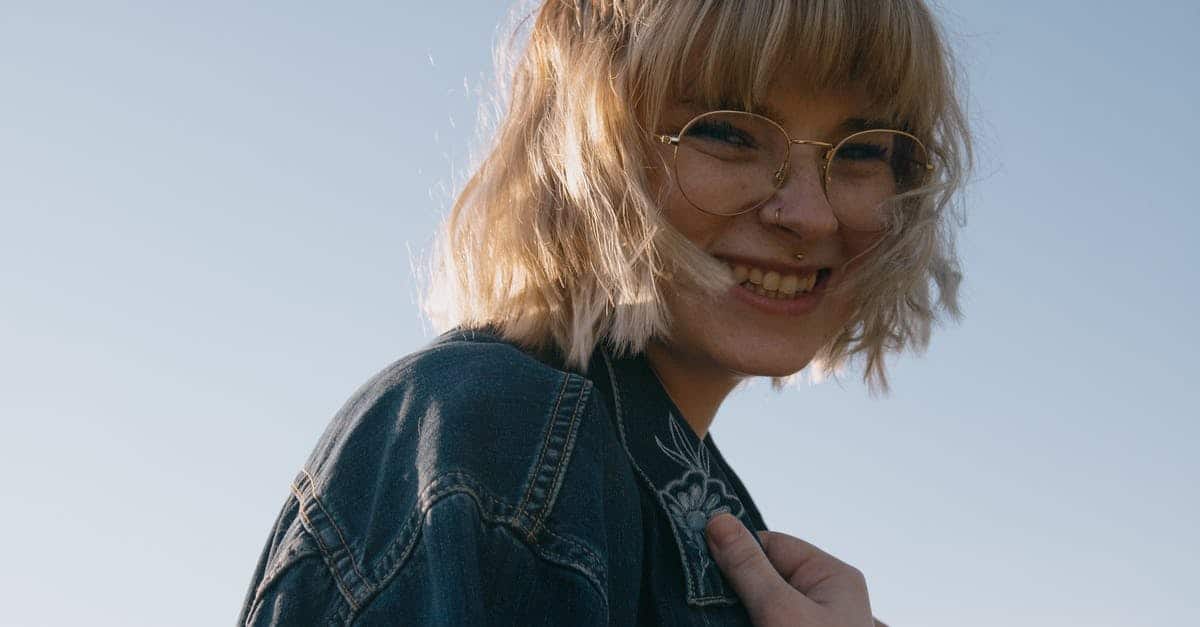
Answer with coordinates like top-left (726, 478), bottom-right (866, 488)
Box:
top-left (530, 377), bottom-right (591, 538)
top-left (288, 480), bottom-right (364, 613)
top-left (518, 374), bottom-right (593, 541)
top-left (514, 372), bottom-right (571, 522)
top-left (358, 471), bottom-right (608, 616)
top-left (257, 534), bottom-right (322, 598)
top-left (300, 469), bottom-right (372, 585)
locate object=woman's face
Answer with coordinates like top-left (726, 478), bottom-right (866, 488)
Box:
top-left (649, 81), bottom-right (881, 379)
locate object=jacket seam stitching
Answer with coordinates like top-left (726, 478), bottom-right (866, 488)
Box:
top-left (242, 550), bottom-right (351, 626)
top-left (288, 482), bottom-right (363, 613)
top-left (257, 536), bottom-right (321, 594)
top-left (300, 469), bottom-right (373, 588)
top-left (384, 471), bottom-right (600, 575)
top-left (514, 372), bottom-right (571, 519)
top-left (356, 474), bottom-right (608, 619)
top-left (529, 377), bottom-right (591, 539)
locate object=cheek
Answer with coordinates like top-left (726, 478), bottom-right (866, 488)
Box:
top-left (647, 149), bottom-right (729, 248)
top-left (660, 186), bottom-right (729, 247)
top-left (841, 229), bottom-right (885, 262)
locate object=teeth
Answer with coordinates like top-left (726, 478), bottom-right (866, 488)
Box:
top-left (762, 271), bottom-right (780, 291)
top-left (778, 274), bottom-right (798, 296)
top-left (726, 262), bottom-right (821, 299)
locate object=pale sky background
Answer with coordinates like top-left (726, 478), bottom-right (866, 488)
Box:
top-left (1, 2), bottom-right (1197, 626)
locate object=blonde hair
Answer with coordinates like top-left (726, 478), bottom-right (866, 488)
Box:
top-left (424, 0), bottom-right (972, 394)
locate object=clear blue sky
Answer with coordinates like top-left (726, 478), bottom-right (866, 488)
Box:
top-left (1, 2), bottom-right (1196, 625)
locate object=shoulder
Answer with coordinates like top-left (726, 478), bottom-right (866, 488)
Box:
top-left (240, 329), bottom-right (651, 621)
top-left (307, 327), bottom-right (595, 482)
top-left (335, 327), bottom-right (574, 418)
top-left (305, 326), bottom-right (599, 504)
top-left (278, 329), bottom-right (623, 595)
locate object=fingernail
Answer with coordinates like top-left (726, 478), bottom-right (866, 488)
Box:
top-left (706, 513), bottom-right (741, 551)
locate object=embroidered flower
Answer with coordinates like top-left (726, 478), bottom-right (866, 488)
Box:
top-left (661, 470), bottom-right (741, 533)
top-left (654, 412), bottom-right (744, 584)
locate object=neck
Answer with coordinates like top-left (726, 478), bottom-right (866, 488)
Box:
top-left (644, 340), bottom-right (742, 439)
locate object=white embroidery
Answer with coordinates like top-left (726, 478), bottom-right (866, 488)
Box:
top-left (654, 413), bottom-right (745, 583)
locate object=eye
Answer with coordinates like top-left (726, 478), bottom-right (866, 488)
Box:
top-left (685, 120), bottom-right (759, 149)
top-left (834, 142), bottom-right (890, 161)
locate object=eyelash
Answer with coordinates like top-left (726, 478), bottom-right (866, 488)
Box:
top-left (834, 143), bottom-right (889, 160)
top-left (688, 120), bottom-right (757, 148)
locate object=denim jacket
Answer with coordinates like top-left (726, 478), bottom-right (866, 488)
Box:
top-left (238, 327), bottom-right (769, 625)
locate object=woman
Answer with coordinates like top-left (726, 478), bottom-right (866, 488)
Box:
top-left (238, 0), bottom-right (970, 625)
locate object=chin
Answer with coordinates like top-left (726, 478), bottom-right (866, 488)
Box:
top-left (711, 339), bottom-right (816, 379)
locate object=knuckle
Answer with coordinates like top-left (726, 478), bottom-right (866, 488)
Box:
top-left (843, 564), bottom-right (868, 588)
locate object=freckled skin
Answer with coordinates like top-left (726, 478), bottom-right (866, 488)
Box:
top-left (644, 84), bottom-right (882, 436)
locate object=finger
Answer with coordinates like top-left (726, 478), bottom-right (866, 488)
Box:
top-left (705, 514), bottom-right (817, 618)
top-left (755, 529), bottom-right (844, 585)
top-left (756, 530), bottom-right (871, 612)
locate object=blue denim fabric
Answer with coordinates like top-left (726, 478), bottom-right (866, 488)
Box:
top-left (238, 327), bottom-right (769, 625)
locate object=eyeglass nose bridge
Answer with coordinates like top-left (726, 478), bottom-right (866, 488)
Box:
top-left (772, 138), bottom-right (836, 187)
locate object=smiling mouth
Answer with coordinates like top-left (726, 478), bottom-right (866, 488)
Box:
top-left (726, 262), bottom-right (832, 299)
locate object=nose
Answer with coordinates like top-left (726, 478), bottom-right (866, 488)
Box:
top-left (759, 149), bottom-right (839, 239)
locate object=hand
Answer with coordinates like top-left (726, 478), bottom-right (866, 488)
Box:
top-left (705, 513), bottom-right (887, 627)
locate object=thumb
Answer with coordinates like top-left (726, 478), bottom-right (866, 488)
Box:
top-left (705, 513), bottom-right (793, 614)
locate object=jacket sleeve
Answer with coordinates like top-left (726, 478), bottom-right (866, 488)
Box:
top-left (237, 491), bottom-right (355, 625)
top-left (239, 337), bottom-right (611, 625)
top-left (238, 489), bottom-right (609, 626)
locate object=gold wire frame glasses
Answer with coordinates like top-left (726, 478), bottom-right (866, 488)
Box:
top-left (655, 110), bottom-right (935, 231)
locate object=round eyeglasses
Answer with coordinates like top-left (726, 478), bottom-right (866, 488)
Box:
top-left (655, 110), bottom-right (935, 231)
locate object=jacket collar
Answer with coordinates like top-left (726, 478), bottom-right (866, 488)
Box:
top-left (587, 345), bottom-right (768, 607)
top-left (441, 326), bottom-right (769, 607)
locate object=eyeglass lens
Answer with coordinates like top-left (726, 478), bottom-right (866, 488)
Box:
top-left (673, 111), bottom-right (929, 230)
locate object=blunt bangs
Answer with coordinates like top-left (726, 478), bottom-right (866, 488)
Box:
top-left (627, 0), bottom-right (946, 137)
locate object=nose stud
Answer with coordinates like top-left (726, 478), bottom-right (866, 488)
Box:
top-left (794, 252), bottom-right (805, 260)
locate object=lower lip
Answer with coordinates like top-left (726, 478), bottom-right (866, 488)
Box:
top-left (728, 276), bottom-right (828, 316)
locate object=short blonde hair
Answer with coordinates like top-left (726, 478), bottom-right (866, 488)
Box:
top-left (424, 0), bottom-right (972, 394)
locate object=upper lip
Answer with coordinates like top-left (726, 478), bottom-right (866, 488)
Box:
top-left (715, 253), bottom-right (830, 276)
